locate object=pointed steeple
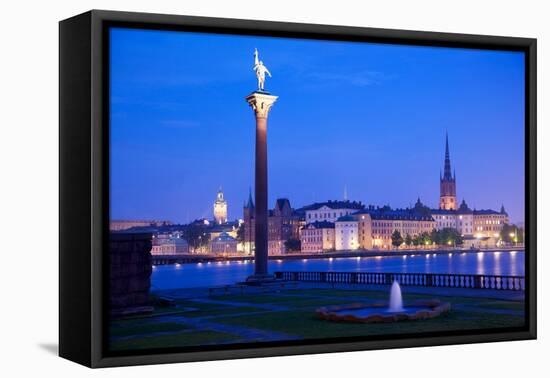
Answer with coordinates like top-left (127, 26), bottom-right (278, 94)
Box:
top-left (343, 185), bottom-right (348, 201)
top-left (445, 132), bottom-right (450, 158)
top-left (439, 132), bottom-right (457, 210)
top-left (245, 187), bottom-right (254, 208)
top-left (443, 132), bottom-right (453, 181)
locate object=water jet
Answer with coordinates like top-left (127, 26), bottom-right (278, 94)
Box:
top-left (316, 281), bottom-right (450, 323)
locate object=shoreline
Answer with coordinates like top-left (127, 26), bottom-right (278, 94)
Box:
top-left (151, 246), bottom-right (524, 265)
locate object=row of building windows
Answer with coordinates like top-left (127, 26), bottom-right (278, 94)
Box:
top-left (308, 211), bottom-right (351, 219)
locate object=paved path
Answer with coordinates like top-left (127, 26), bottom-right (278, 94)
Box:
top-left (188, 297), bottom-right (289, 311)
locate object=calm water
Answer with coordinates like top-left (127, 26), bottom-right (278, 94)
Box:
top-left (151, 251), bottom-right (525, 290)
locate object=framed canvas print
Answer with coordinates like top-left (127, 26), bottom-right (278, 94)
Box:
top-left (59, 10), bottom-right (536, 368)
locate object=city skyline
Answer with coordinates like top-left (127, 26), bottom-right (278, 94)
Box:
top-left (110, 28), bottom-right (525, 224)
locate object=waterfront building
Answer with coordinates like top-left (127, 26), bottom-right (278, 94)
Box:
top-left (431, 199), bottom-right (474, 236)
top-left (243, 195), bottom-right (301, 255)
top-left (303, 200), bottom-right (365, 224)
top-left (110, 219), bottom-right (172, 231)
top-left (300, 221), bottom-right (335, 253)
top-left (335, 215), bottom-right (359, 251)
top-left (210, 232), bottom-right (238, 254)
top-left (208, 221), bottom-right (240, 240)
top-left (473, 207), bottom-right (509, 238)
top-left (150, 233), bottom-right (189, 255)
top-left (440, 133), bottom-right (457, 210)
top-left (213, 187), bottom-right (228, 224)
top-left (431, 204), bottom-right (507, 245)
top-left (354, 205), bottom-right (436, 249)
top-left (268, 198), bottom-right (301, 255)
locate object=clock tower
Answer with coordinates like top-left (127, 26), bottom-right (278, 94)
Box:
top-left (213, 188), bottom-right (228, 224)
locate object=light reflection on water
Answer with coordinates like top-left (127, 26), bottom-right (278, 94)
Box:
top-left (151, 251), bottom-right (525, 290)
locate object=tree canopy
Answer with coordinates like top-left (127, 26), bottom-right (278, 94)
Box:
top-left (391, 230), bottom-right (404, 248)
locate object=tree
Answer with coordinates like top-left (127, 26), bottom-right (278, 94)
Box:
top-left (405, 234), bottom-right (412, 247)
top-left (419, 232), bottom-right (432, 247)
top-left (236, 223), bottom-right (245, 242)
top-left (430, 228), bottom-right (441, 245)
top-left (412, 235), bottom-right (420, 247)
top-left (436, 228), bottom-right (463, 246)
top-left (517, 227), bottom-right (525, 243)
top-left (183, 223), bottom-right (210, 252)
top-left (284, 238), bottom-right (301, 252)
top-left (500, 223), bottom-right (521, 244)
top-left (391, 230), bottom-right (403, 248)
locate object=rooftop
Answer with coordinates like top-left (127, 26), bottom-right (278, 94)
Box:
top-left (212, 232), bottom-right (237, 242)
top-left (354, 205), bottom-right (435, 222)
top-left (336, 215), bottom-right (357, 222)
top-left (299, 200), bottom-right (365, 212)
top-left (304, 221), bottom-right (335, 229)
top-left (473, 209), bottom-right (505, 215)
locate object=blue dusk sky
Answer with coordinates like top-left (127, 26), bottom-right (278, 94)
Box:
top-left (110, 27), bottom-right (525, 224)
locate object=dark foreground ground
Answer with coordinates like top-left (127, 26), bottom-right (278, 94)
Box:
top-left (109, 284), bottom-right (525, 351)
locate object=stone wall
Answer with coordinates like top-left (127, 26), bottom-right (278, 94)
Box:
top-left (110, 232), bottom-right (153, 316)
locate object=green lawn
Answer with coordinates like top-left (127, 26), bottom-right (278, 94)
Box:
top-left (109, 288), bottom-right (525, 352)
top-left (110, 320), bottom-right (189, 338)
top-left (110, 330), bottom-right (236, 351)
top-left (214, 305), bottom-right (523, 340)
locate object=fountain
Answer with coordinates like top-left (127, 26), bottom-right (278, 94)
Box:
top-left (389, 281), bottom-right (403, 312)
top-left (316, 281), bottom-right (450, 323)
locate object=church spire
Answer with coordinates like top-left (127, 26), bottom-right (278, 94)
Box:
top-left (245, 187), bottom-right (254, 208)
top-left (439, 132), bottom-right (457, 210)
top-left (443, 132), bottom-right (453, 181)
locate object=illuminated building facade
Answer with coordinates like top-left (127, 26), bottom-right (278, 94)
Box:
top-left (473, 207), bottom-right (509, 238)
top-left (354, 206), bottom-right (435, 249)
top-left (304, 200), bottom-right (365, 224)
top-left (210, 232), bottom-right (238, 254)
top-left (300, 221), bottom-right (335, 253)
top-left (432, 199), bottom-right (474, 235)
top-left (150, 234), bottom-right (189, 255)
top-left (335, 215), bottom-right (359, 251)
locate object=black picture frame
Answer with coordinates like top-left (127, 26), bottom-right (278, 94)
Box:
top-left (59, 9), bottom-right (537, 368)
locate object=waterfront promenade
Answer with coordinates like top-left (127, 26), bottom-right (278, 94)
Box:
top-left (151, 246), bottom-right (525, 265)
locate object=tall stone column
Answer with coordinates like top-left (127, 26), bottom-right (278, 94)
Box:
top-left (245, 91), bottom-right (278, 282)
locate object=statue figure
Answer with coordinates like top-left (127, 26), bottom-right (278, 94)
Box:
top-left (253, 48), bottom-right (271, 91)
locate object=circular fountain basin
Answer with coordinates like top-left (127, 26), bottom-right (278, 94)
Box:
top-left (316, 300), bottom-right (451, 323)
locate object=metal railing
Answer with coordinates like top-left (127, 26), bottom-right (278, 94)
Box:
top-left (274, 271), bottom-right (525, 291)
